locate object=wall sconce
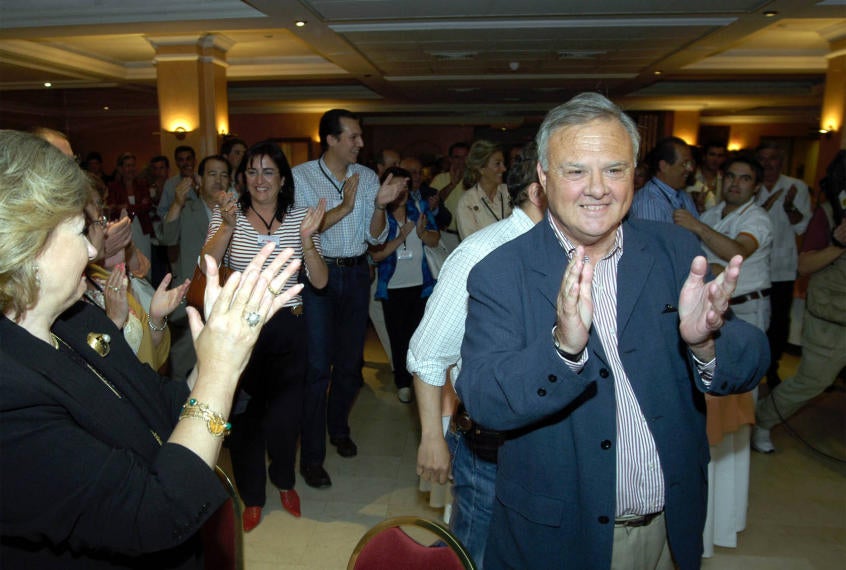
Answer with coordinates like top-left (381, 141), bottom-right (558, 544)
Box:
top-left (818, 125), bottom-right (836, 139)
top-left (173, 126), bottom-right (187, 140)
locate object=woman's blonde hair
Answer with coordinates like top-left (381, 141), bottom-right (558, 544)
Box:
top-left (462, 139), bottom-right (503, 189)
top-left (0, 130), bottom-right (90, 319)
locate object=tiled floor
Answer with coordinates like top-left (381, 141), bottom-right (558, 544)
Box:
top-left (231, 328), bottom-right (845, 569)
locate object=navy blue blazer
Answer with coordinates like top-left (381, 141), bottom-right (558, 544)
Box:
top-left (0, 302), bottom-right (227, 569)
top-left (457, 219), bottom-right (768, 570)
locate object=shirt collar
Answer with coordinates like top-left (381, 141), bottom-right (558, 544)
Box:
top-left (546, 212), bottom-right (624, 262)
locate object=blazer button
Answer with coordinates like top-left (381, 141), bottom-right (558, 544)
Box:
top-left (601, 439), bottom-right (612, 450)
top-left (537, 388), bottom-right (547, 397)
top-left (547, 374), bottom-right (557, 383)
top-left (599, 368), bottom-right (610, 378)
top-left (598, 515), bottom-right (610, 524)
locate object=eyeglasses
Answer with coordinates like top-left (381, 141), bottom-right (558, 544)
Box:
top-left (245, 168), bottom-right (279, 178)
top-left (84, 215), bottom-right (108, 236)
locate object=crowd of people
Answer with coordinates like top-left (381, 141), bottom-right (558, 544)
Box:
top-left (1, 94), bottom-right (842, 569)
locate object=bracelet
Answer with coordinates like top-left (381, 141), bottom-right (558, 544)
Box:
top-left (375, 204), bottom-right (387, 211)
top-left (179, 398), bottom-right (231, 437)
top-left (147, 314), bottom-right (168, 332)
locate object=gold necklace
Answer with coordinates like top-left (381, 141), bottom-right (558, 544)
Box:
top-left (53, 333), bottom-right (123, 399)
top-left (52, 333), bottom-right (164, 446)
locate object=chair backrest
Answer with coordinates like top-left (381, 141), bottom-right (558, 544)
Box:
top-left (202, 466), bottom-right (245, 570)
top-left (348, 516), bottom-right (476, 570)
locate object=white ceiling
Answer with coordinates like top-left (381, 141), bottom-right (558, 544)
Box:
top-left (0, 0), bottom-right (844, 126)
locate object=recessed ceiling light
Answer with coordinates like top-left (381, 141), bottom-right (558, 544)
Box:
top-left (653, 70), bottom-right (662, 76)
top-left (763, 10), bottom-right (778, 17)
top-left (43, 82), bottom-right (52, 87)
top-left (103, 106), bottom-right (109, 111)
top-left (295, 20), bottom-right (307, 27)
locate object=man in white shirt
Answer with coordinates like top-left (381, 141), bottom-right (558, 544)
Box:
top-left (674, 154), bottom-right (773, 331)
top-left (754, 142), bottom-right (812, 388)
top-left (408, 143), bottom-right (546, 567)
top-left (293, 109), bottom-right (404, 489)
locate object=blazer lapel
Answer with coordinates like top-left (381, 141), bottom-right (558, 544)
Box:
top-left (527, 221), bottom-right (569, 310)
top-left (616, 222), bottom-right (655, 338)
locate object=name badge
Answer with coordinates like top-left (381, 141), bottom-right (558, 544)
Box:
top-left (257, 234), bottom-right (280, 247)
top-left (397, 247), bottom-right (413, 260)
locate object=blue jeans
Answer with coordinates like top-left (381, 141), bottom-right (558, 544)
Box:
top-left (447, 428), bottom-right (497, 569)
top-left (300, 262), bottom-right (371, 466)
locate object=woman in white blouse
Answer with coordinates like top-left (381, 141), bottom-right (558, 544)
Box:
top-left (455, 140), bottom-right (512, 240)
top-left (202, 140), bottom-right (326, 532)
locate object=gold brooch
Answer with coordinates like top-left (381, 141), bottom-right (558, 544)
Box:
top-left (86, 333), bottom-right (111, 357)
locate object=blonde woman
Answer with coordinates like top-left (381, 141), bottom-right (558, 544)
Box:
top-left (0, 130), bottom-right (302, 568)
top-left (455, 140), bottom-right (512, 239)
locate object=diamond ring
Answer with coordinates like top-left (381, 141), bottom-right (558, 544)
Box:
top-left (109, 285), bottom-right (121, 292)
top-left (268, 284), bottom-right (283, 296)
top-left (244, 311), bottom-right (261, 327)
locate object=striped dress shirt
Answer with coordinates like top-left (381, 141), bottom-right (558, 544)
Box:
top-left (548, 215), bottom-right (714, 517)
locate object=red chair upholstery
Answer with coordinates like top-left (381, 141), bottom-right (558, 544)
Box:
top-left (348, 516), bottom-right (475, 570)
top-left (202, 466), bottom-right (244, 570)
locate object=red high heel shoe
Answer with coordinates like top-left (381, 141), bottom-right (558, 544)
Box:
top-left (242, 506), bottom-right (262, 532)
top-left (280, 489), bottom-right (301, 518)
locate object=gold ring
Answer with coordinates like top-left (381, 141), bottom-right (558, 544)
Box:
top-left (268, 284), bottom-right (283, 296)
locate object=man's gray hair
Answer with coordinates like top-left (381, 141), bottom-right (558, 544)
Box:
top-left (536, 92), bottom-right (640, 171)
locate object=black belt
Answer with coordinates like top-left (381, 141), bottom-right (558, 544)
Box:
top-left (450, 403), bottom-right (504, 464)
top-left (615, 511), bottom-right (663, 528)
top-left (323, 254), bottom-right (367, 267)
top-left (730, 287), bottom-right (772, 306)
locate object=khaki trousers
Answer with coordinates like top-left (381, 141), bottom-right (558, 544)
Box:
top-left (611, 512), bottom-right (675, 570)
top-left (757, 311), bottom-right (846, 429)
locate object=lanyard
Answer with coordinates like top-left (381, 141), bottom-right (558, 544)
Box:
top-left (479, 187), bottom-right (504, 222)
top-left (318, 158), bottom-right (345, 195)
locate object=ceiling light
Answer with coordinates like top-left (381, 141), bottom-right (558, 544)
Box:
top-left (653, 70), bottom-right (662, 76)
top-left (103, 106), bottom-right (109, 111)
top-left (428, 51), bottom-right (478, 61)
top-left (763, 11), bottom-right (778, 17)
top-left (43, 82), bottom-right (52, 87)
top-left (295, 20), bottom-right (307, 27)
top-left (557, 50), bottom-right (607, 60)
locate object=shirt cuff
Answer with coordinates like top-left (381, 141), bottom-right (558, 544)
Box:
top-left (556, 345), bottom-right (588, 372)
top-left (691, 353), bottom-right (716, 386)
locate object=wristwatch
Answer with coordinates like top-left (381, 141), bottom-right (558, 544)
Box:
top-left (552, 325), bottom-right (584, 361)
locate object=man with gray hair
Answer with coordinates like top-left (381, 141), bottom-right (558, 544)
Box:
top-left (457, 92), bottom-right (768, 569)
